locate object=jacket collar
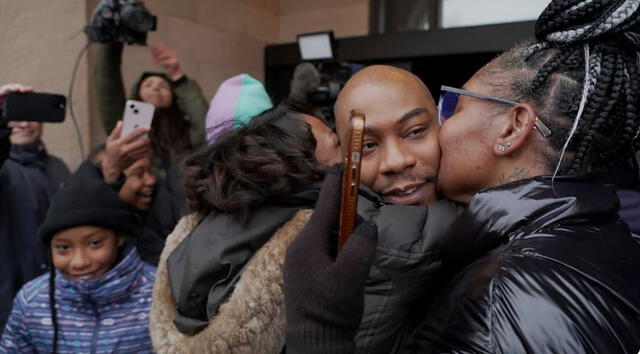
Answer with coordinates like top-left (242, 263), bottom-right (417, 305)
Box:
top-left (10, 141), bottom-right (47, 166)
top-left (442, 175), bottom-right (620, 267)
top-left (56, 247), bottom-right (145, 304)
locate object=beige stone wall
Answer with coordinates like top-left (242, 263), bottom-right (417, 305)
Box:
top-left (0, 0), bottom-right (368, 169)
top-left (118, 0), bottom-right (281, 106)
top-left (278, 0), bottom-right (369, 42)
top-left (0, 0), bottom-right (92, 170)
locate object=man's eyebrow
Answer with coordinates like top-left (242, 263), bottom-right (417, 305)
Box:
top-left (398, 107), bottom-right (427, 125)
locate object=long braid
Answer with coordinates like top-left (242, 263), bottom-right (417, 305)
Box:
top-left (486, 0), bottom-right (640, 174)
top-left (48, 257), bottom-right (59, 354)
top-left (569, 50), bottom-right (621, 172)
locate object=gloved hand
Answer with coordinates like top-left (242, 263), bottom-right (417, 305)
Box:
top-left (284, 165), bottom-right (378, 354)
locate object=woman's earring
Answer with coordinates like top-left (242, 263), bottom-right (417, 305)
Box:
top-left (497, 145), bottom-right (507, 153)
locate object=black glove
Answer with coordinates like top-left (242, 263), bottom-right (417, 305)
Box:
top-left (284, 165), bottom-right (378, 354)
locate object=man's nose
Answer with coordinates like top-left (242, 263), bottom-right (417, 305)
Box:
top-left (380, 140), bottom-right (417, 175)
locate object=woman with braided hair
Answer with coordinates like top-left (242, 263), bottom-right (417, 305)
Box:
top-left (281, 1), bottom-right (640, 353)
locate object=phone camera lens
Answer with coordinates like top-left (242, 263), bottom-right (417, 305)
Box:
top-left (134, 109), bottom-right (139, 114)
top-left (130, 104), bottom-right (135, 109)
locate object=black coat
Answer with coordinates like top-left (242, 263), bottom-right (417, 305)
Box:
top-left (406, 176), bottom-right (640, 353)
top-left (0, 143), bottom-right (70, 330)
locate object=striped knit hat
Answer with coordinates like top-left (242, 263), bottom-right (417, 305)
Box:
top-left (205, 74), bottom-right (273, 145)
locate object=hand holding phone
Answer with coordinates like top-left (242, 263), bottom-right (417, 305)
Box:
top-left (102, 120), bottom-right (151, 183)
top-left (338, 110), bottom-right (366, 253)
top-left (122, 100), bottom-right (155, 138)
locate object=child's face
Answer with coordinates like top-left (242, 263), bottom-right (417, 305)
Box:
top-left (51, 226), bottom-right (125, 281)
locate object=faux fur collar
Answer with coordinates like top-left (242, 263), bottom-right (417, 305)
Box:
top-left (150, 210), bottom-right (312, 353)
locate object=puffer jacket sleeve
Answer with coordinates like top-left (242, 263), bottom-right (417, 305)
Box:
top-left (0, 290), bottom-right (36, 353)
top-left (173, 78), bottom-right (208, 148)
top-left (356, 198), bottom-right (463, 353)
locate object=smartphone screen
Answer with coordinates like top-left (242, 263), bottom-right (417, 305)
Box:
top-left (122, 100), bottom-right (155, 138)
top-left (338, 111), bottom-right (366, 253)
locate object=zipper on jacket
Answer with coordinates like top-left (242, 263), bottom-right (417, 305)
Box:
top-left (359, 189), bottom-right (388, 208)
top-left (90, 298), bottom-right (100, 354)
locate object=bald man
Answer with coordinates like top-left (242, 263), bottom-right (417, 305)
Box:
top-left (334, 65), bottom-right (440, 206)
top-left (298, 66), bottom-right (461, 353)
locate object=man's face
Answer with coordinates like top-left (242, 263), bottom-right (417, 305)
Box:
top-left (119, 157), bottom-right (156, 211)
top-left (335, 67), bottom-right (440, 206)
top-left (8, 121), bottom-right (43, 145)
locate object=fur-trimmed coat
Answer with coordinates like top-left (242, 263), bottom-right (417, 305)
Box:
top-left (149, 210), bottom-right (312, 353)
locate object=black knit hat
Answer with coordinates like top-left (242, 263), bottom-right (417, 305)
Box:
top-left (39, 162), bottom-right (142, 245)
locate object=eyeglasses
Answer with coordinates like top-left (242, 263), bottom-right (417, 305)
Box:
top-left (438, 85), bottom-right (552, 138)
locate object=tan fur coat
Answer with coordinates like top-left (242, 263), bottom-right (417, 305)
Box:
top-left (149, 210), bottom-right (312, 353)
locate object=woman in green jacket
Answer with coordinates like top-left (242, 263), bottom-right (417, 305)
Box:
top-left (93, 42), bottom-right (208, 183)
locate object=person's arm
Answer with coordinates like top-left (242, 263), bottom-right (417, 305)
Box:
top-left (151, 45), bottom-right (208, 148)
top-left (93, 42), bottom-right (127, 134)
top-left (0, 293), bottom-right (36, 353)
top-left (173, 78), bottom-right (207, 148)
top-left (284, 166), bottom-right (378, 353)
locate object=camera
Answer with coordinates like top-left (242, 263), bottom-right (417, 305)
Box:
top-left (85, 0), bottom-right (157, 45)
top-left (307, 63), bottom-right (354, 125)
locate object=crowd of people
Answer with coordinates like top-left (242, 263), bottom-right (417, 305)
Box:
top-left (1, 0), bottom-right (640, 353)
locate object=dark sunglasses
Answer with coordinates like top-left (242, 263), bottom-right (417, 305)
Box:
top-left (438, 85), bottom-right (552, 138)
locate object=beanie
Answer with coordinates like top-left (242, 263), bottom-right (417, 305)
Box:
top-left (39, 162), bottom-right (142, 245)
top-left (205, 74), bottom-right (273, 145)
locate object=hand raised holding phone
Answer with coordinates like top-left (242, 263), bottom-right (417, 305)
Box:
top-left (102, 120), bottom-right (151, 183)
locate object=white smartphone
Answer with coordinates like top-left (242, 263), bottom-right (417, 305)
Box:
top-left (122, 100), bottom-right (155, 138)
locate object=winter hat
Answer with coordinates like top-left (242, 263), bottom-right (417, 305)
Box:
top-left (205, 74), bottom-right (273, 145)
top-left (39, 162), bottom-right (142, 245)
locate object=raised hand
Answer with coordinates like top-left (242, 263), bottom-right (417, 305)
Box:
top-left (102, 121), bottom-right (151, 183)
top-left (284, 165), bottom-right (378, 353)
top-left (150, 44), bottom-right (184, 81)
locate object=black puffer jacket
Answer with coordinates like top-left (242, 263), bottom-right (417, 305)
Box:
top-left (406, 176), bottom-right (640, 353)
top-left (356, 189), bottom-right (462, 354)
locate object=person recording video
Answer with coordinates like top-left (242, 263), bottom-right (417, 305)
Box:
top-left (0, 83), bottom-right (71, 331)
top-left (93, 41), bottom-right (208, 187)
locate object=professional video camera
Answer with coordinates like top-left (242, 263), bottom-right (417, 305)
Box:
top-left (85, 0), bottom-right (157, 45)
top-left (292, 31), bottom-right (361, 125)
top-left (307, 63), bottom-right (353, 124)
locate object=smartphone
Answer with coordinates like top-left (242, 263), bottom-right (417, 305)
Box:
top-left (2, 92), bottom-right (66, 123)
top-left (122, 100), bottom-right (155, 138)
top-left (338, 110), bottom-right (366, 253)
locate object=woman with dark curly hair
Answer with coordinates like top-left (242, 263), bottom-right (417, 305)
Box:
top-left (148, 104), bottom-right (340, 353)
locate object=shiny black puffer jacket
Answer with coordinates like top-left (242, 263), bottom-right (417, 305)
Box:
top-left (406, 176), bottom-right (640, 353)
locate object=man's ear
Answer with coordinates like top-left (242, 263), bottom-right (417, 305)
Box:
top-left (493, 103), bottom-right (537, 157)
